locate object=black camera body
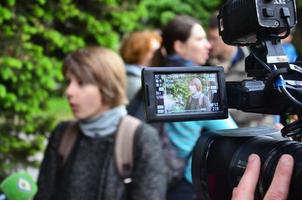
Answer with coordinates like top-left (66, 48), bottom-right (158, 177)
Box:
top-left (142, 0), bottom-right (302, 199)
top-left (192, 127), bottom-right (302, 200)
top-left (142, 66), bottom-right (228, 122)
top-left (226, 79), bottom-right (302, 115)
top-left (189, 0), bottom-right (302, 199)
top-left (218, 0), bottom-right (297, 45)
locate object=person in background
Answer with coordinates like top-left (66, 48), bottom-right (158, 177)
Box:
top-left (154, 15), bottom-right (238, 200)
top-left (207, 12), bottom-right (249, 82)
top-left (35, 47), bottom-right (166, 200)
top-left (281, 30), bottom-right (297, 63)
top-left (120, 30), bottom-right (162, 101)
top-left (207, 12), bottom-right (275, 128)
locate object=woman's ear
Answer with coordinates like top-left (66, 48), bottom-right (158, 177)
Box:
top-left (174, 40), bottom-right (186, 56)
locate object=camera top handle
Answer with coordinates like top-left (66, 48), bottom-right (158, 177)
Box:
top-left (218, 0), bottom-right (302, 138)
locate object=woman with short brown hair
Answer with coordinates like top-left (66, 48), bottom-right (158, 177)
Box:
top-left (35, 46), bottom-right (167, 200)
top-left (63, 47), bottom-right (128, 108)
top-left (120, 30), bottom-right (162, 101)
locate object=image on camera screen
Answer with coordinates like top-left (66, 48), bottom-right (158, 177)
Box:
top-left (154, 73), bottom-right (220, 115)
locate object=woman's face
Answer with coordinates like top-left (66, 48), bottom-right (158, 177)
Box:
top-left (178, 24), bottom-right (212, 65)
top-left (189, 84), bottom-right (197, 94)
top-left (65, 72), bottom-right (109, 120)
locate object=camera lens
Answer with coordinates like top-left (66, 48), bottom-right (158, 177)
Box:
top-left (192, 128), bottom-right (302, 200)
top-left (230, 138), bottom-right (302, 199)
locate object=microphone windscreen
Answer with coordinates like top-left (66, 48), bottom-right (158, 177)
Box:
top-left (0, 192), bottom-right (7, 200)
top-left (0, 172), bottom-right (37, 200)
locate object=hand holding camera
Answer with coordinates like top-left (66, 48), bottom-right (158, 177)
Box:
top-left (232, 154), bottom-right (294, 200)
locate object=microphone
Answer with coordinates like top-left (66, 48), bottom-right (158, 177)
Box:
top-left (0, 172), bottom-right (37, 200)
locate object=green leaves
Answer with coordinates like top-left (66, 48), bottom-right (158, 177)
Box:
top-left (6, 0), bottom-right (16, 7)
top-left (0, 6), bottom-right (13, 22)
top-left (0, 85), bottom-right (7, 98)
top-left (0, 0), bottom-right (225, 177)
top-left (1, 57), bottom-right (22, 69)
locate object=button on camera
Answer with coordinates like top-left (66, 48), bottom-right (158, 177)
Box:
top-left (263, 8), bottom-right (275, 17)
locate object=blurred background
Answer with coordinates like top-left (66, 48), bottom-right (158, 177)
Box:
top-left (0, 0), bottom-right (301, 180)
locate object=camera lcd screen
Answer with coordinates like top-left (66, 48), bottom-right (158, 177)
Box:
top-left (142, 67), bottom-right (228, 122)
top-left (155, 73), bottom-right (220, 114)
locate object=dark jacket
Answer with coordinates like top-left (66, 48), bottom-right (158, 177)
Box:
top-left (35, 122), bottom-right (167, 200)
top-left (208, 46), bottom-right (248, 81)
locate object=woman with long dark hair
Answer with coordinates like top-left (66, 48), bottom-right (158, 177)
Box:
top-left (156, 15), bottom-right (238, 200)
top-left (35, 47), bottom-right (167, 200)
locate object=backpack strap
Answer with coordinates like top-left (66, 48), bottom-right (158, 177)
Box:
top-left (198, 94), bottom-right (204, 106)
top-left (58, 117), bottom-right (141, 183)
top-left (115, 115), bottom-right (141, 183)
top-left (58, 122), bottom-right (79, 165)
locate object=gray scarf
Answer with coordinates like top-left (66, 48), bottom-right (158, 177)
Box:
top-left (79, 105), bottom-right (127, 138)
top-left (192, 91), bottom-right (202, 99)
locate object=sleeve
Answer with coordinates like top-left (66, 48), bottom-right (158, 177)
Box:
top-left (34, 122), bottom-right (67, 200)
top-left (130, 124), bottom-right (167, 200)
top-left (229, 109), bottom-right (268, 127)
top-left (184, 116), bottom-right (238, 183)
top-left (203, 114), bottom-right (238, 131)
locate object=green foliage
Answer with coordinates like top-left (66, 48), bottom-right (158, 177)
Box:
top-left (0, 0), bottom-right (223, 177)
top-left (170, 78), bottom-right (191, 105)
top-left (46, 98), bottom-right (73, 124)
top-left (139, 0), bottom-right (222, 27)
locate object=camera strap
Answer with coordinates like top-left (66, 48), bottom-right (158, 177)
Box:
top-left (114, 115), bottom-right (141, 183)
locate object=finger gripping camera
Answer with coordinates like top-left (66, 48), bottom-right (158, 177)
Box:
top-left (192, 128), bottom-right (302, 200)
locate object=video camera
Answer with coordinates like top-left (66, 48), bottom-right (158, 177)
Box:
top-left (142, 0), bottom-right (302, 199)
